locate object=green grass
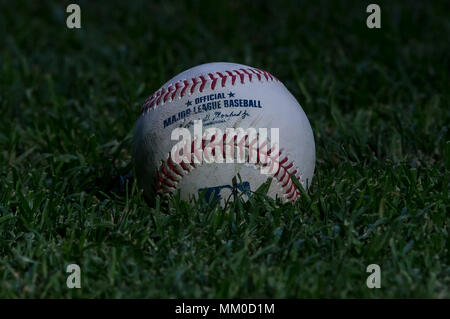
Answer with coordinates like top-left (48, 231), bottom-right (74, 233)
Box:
top-left (0, 0), bottom-right (448, 298)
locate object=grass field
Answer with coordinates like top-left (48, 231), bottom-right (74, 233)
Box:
top-left (0, 0), bottom-right (448, 298)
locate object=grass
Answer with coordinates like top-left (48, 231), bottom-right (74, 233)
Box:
top-left (0, 0), bottom-right (448, 298)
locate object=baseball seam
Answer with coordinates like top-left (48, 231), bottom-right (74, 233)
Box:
top-left (155, 134), bottom-right (302, 202)
top-left (139, 67), bottom-right (279, 115)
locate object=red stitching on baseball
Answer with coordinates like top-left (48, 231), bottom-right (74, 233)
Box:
top-left (261, 70), bottom-right (270, 81)
top-left (216, 72), bottom-right (227, 87)
top-left (225, 70), bottom-right (237, 85)
top-left (179, 161), bottom-right (190, 172)
top-left (171, 82), bottom-right (181, 100)
top-left (167, 154), bottom-right (183, 177)
top-left (163, 85), bottom-right (173, 103)
top-left (140, 67), bottom-right (278, 114)
top-left (233, 70), bottom-right (245, 84)
top-left (199, 75), bottom-right (207, 92)
top-left (282, 175), bottom-right (290, 188)
top-left (208, 73), bottom-right (218, 90)
top-left (190, 78), bottom-right (199, 94)
top-left (161, 161), bottom-right (177, 182)
top-left (157, 168), bottom-right (175, 188)
top-left (286, 183), bottom-right (295, 196)
top-left (155, 88), bottom-right (165, 105)
top-left (249, 69), bottom-right (262, 81)
top-left (181, 80), bottom-right (190, 97)
top-left (240, 68), bottom-right (253, 81)
top-left (155, 133), bottom-right (302, 202)
top-left (279, 166), bottom-right (288, 183)
top-left (287, 187), bottom-right (297, 200)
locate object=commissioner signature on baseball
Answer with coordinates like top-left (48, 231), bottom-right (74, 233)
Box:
top-left (182, 110), bottom-right (251, 128)
top-left (163, 92), bottom-right (263, 128)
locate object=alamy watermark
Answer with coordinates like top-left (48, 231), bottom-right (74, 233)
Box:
top-left (366, 264), bottom-right (381, 288)
top-left (66, 4), bottom-right (81, 29)
top-left (170, 120), bottom-right (280, 175)
top-left (66, 264), bottom-right (81, 288)
top-left (366, 4), bottom-right (381, 29)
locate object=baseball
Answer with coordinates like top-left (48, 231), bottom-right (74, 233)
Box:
top-left (133, 62), bottom-right (315, 203)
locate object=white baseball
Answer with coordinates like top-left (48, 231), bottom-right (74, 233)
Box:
top-left (133, 62), bottom-right (315, 203)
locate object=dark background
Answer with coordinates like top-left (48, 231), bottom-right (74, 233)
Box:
top-left (0, 0), bottom-right (448, 298)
